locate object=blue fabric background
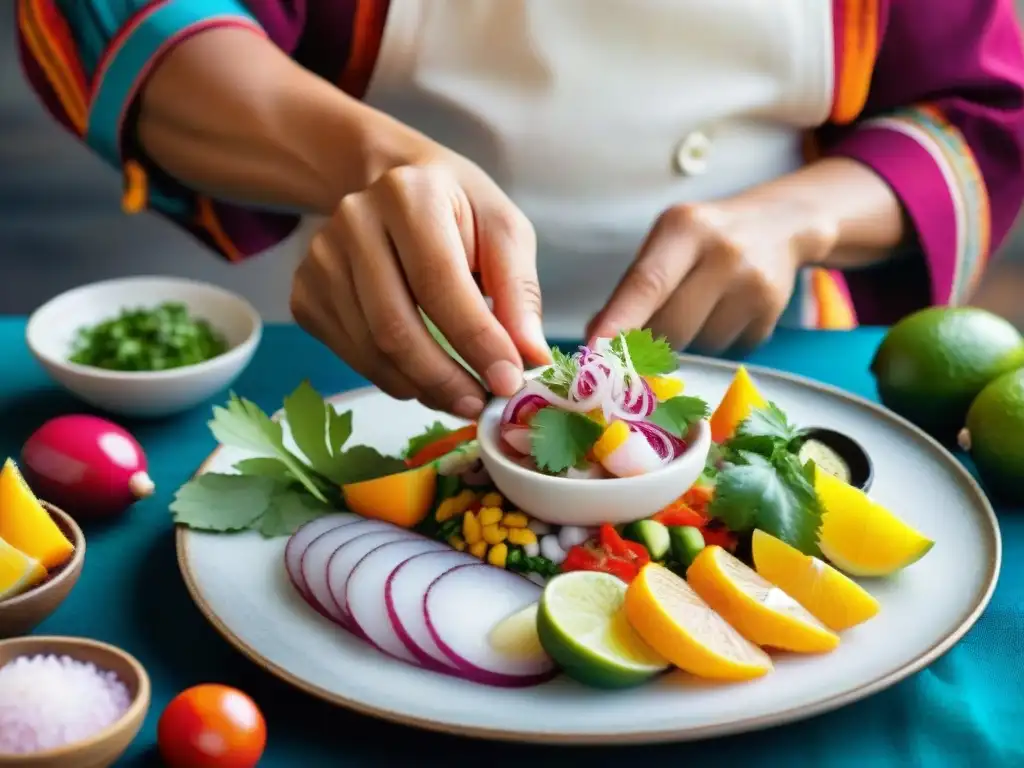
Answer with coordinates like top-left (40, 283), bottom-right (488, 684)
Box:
top-left (1, 320), bottom-right (1020, 767)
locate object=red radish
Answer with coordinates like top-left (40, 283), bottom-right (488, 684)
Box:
top-left (21, 414), bottom-right (154, 519)
top-left (299, 520), bottom-right (398, 627)
top-left (285, 514), bottom-right (358, 605)
top-left (325, 530), bottom-right (411, 625)
top-left (425, 564), bottom-right (556, 686)
top-left (386, 550), bottom-right (477, 671)
top-left (345, 538), bottom-right (447, 665)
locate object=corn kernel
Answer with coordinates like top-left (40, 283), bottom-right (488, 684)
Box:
top-left (480, 492), bottom-right (503, 508)
top-left (448, 535), bottom-right (466, 552)
top-left (507, 527), bottom-right (537, 546)
top-left (469, 540), bottom-right (488, 559)
top-left (462, 511), bottom-right (482, 544)
top-left (478, 506), bottom-right (503, 527)
top-left (482, 524), bottom-right (508, 545)
top-left (435, 489), bottom-right (477, 522)
top-left (502, 512), bottom-right (529, 528)
top-left (487, 543), bottom-right (508, 568)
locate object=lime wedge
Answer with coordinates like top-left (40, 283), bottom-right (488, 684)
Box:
top-left (537, 571), bottom-right (669, 689)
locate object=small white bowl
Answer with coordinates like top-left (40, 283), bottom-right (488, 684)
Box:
top-left (477, 400), bottom-right (712, 526)
top-left (26, 276), bottom-right (261, 418)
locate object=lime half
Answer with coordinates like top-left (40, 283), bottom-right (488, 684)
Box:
top-left (537, 571), bottom-right (669, 689)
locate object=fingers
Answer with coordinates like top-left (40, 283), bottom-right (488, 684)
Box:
top-left (474, 202), bottom-right (550, 366)
top-left (587, 207), bottom-right (702, 341)
top-left (689, 290), bottom-right (752, 356)
top-left (338, 187), bottom-right (491, 417)
top-left (377, 166), bottom-right (528, 397)
top-left (291, 230), bottom-right (422, 403)
top-left (647, 257), bottom-right (726, 350)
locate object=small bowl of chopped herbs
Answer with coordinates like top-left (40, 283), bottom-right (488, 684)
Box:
top-left (27, 276), bottom-right (261, 418)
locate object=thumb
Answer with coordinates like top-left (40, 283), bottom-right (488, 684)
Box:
top-left (475, 203), bottom-right (551, 367)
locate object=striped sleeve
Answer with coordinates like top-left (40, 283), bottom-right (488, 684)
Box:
top-left (819, 0), bottom-right (1024, 325)
top-left (15, 0), bottom-right (308, 261)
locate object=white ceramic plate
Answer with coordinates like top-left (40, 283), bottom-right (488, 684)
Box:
top-left (176, 356), bottom-right (1000, 744)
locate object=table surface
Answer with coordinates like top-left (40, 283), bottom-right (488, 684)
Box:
top-left (2, 320), bottom-right (1021, 768)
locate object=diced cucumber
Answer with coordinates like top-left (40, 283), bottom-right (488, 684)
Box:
top-left (668, 525), bottom-right (705, 569)
top-left (622, 520), bottom-right (670, 560)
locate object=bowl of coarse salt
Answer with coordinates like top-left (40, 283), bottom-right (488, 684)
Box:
top-left (0, 636), bottom-right (150, 768)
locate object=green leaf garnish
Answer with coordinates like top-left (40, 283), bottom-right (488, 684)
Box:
top-left (610, 329), bottom-right (677, 376)
top-left (258, 491), bottom-right (333, 537)
top-left (539, 346), bottom-right (579, 398)
top-left (726, 402), bottom-right (807, 457)
top-left (232, 458), bottom-right (295, 482)
top-left (708, 449), bottom-right (823, 556)
top-left (208, 393), bottom-right (327, 503)
top-left (170, 474), bottom-right (278, 532)
top-left (334, 446), bottom-right (408, 486)
top-left (283, 381), bottom-right (353, 484)
top-left (648, 395), bottom-right (709, 438)
top-left (405, 421), bottom-right (454, 458)
top-left (529, 407), bottom-right (604, 474)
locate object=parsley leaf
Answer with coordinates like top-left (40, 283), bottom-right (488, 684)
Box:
top-left (708, 449), bottom-right (823, 556)
top-left (648, 395), bottom-right (710, 438)
top-left (727, 402), bottom-right (806, 457)
top-left (208, 393), bottom-right (327, 503)
top-left (334, 446), bottom-right (407, 485)
top-left (530, 407), bottom-right (603, 474)
top-left (405, 421), bottom-right (453, 458)
top-left (258, 490), bottom-right (333, 537)
top-left (539, 346), bottom-right (578, 398)
top-left (170, 474), bottom-right (278, 532)
top-left (233, 458), bottom-right (294, 482)
top-left (421, 309), bottom-right (484, 386)
top-left (283, 381), bottom-right (352, 484)
top-left (610, 329), bottom-right (677, 376)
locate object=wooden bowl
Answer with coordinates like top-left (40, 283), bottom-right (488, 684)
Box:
top-left (0, 504), bottom-right (85, 638)
top-left (0, 636), bottom-right (150, 767)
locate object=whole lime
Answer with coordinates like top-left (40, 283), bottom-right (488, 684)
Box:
top-left (871, 307), bottom-right (1024, 443)
top-left (960, 369), bottom-right (1024, 505)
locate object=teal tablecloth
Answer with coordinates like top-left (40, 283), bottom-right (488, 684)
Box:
top-left (1, 320), bottom-right (1020, 767)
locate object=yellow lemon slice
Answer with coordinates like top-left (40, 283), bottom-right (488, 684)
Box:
top-left (751, 529), bottom-right (880, 632)
top-left (687, 546), bottom-right (839, 653)
top-left (0, 459), bottom-right (74, 570)
top-left (591, 421), bottom-right (630, 463)
top-left (815, 470), bottom-right (934, 577)
top-left (0, 535), bottom-right (46, 600)
top-left (624, 563), bottom-right (772, 681)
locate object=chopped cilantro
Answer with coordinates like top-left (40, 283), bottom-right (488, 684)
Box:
top-left (726, 402), bottom-right (807, 457)
top-left (539, 346), bottom-right (579, 397)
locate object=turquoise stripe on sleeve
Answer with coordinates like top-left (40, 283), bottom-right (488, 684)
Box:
top-left (85, 0), bottom-right (259, 167)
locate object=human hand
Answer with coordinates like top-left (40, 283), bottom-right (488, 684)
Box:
top-left (291, 137), bottom-right (550, 419)
top-left (587, 195), bottom-right (838, 354)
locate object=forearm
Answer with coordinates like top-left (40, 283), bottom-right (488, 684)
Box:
top-left (137, 28), bottom-right (416, 214)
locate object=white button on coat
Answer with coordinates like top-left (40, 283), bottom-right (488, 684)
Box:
top-left (674, 131), bottom-right (713, 176)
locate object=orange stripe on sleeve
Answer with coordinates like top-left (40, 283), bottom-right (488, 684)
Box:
top-left (17, 0), bottom-right (89, 134)
top-left (832, 0), bottom-right (880, 125)
top-left (340, 0), bottom-right (390, 98)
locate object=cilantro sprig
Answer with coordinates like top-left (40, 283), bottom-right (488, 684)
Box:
top-left (171, 381), bottom-right (407, 537)
top-left (529, 408), bottom-right (604, 474)
top-left (706, 402), bottom-right (823, 556)
top-left (609, 329), bottom-right (677, 376)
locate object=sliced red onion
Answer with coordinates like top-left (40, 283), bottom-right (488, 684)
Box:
top-left (500, 390), bottom-right (552, 426)
top-left (500, 423), bottom-right (532, 455)
top-left (631, 421), bottom-right (687, 459)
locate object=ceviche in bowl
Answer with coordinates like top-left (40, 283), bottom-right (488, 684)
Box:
top-left (477, 331), bottom-right (713, 525)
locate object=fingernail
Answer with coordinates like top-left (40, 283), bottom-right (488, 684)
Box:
top-left (527, 316), bottom-right (550, 361)
top-left (453, 395), bottom-right (485, 419)
top-left (486, 360), bottom-right (523, 396)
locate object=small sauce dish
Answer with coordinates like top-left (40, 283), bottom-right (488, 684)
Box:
top-left (478, 399), bottom-right (712, 526)
top-left (798, 427), bottom-right (874, 492)
top-left (0, 504), bottom-right (85, 639)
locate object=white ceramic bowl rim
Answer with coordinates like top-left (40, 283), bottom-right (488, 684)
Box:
top-left (25, 276), bottom-right (263, 382)
top-left (477, 400), bottom-right (711, 489)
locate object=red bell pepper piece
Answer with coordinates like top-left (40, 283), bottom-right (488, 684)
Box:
top-left (405, 425), bottom-right (478, 468)
top-left (562, 526), bottom-right (651, 584)
top-left (651, 502), bottom-right (707, 528)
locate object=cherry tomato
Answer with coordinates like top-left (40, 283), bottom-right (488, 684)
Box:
top-left (157, 684), bottom-right (267, 768)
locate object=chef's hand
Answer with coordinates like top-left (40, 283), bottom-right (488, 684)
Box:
top-left (587, 195), bottom-right (838, 354)
top-left (291, 148), bottom-right (550, 419)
